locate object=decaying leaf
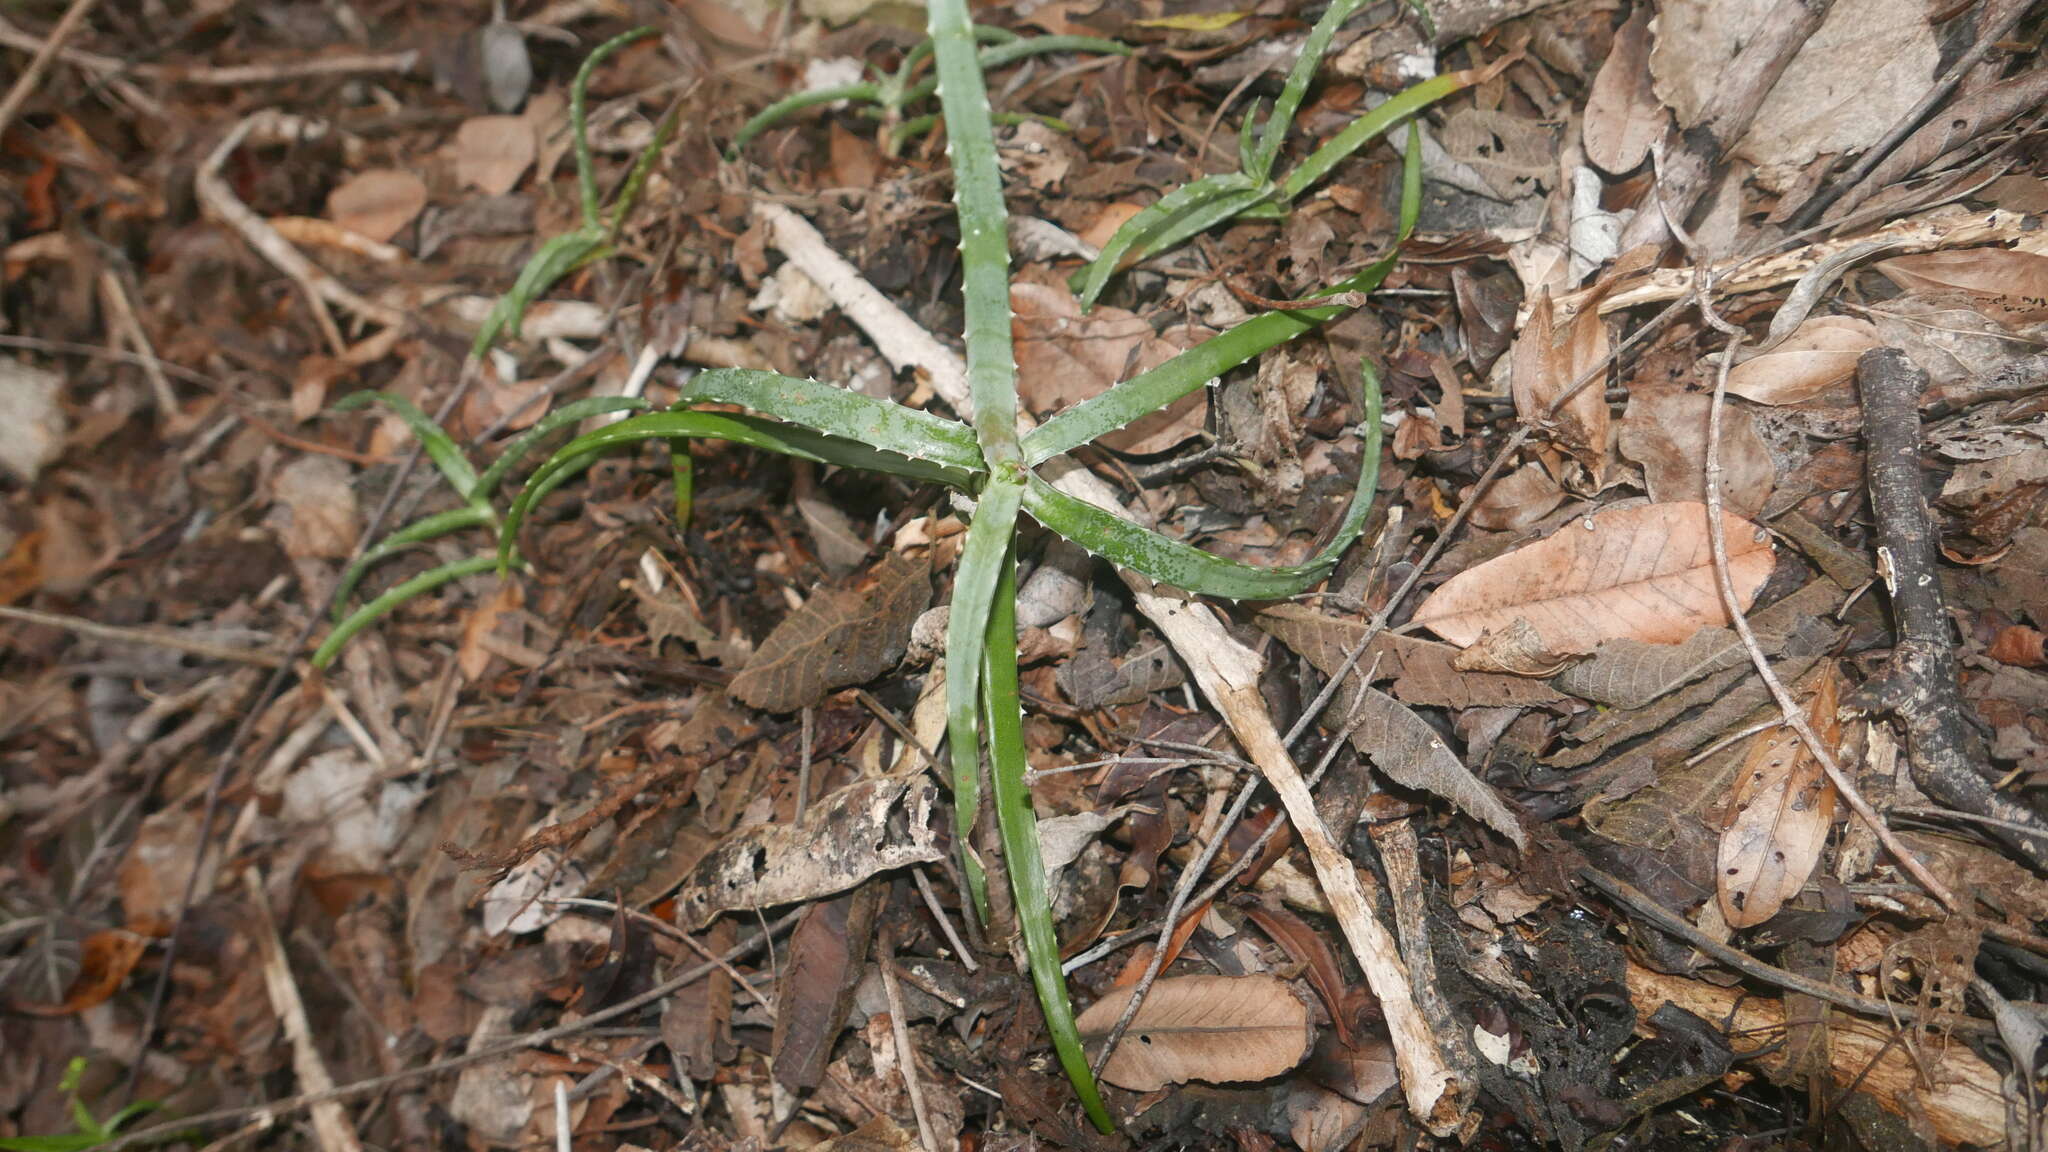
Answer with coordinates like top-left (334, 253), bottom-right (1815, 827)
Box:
top-left (1012, 281), bottom-right (1210, 454)
top-left (1412, 501), bottom-right (1774, 651)
top-left (1452, 617), bottom-right (1592, 678)
top-left (326, 169), bottom-right (429, 243)
top-left (674, 774), bottom-right (942, 930)
top-left (1074, 974), bottom-right (1314, 1091)
top-left (772, 883), bottom-right (882, 1092)
top-left (1555, 579), bottom-right (1843, 710)
top-left (1725, 316), bottom-right (1879, 405)
top-left (1618, 385), bottom-right (1775, 517)
top-left (729, 551), bottom-right (931, 711)
top-left (1581, 9), bottom-right (1662, 175)
top-left (1510, 289), bottom-right (1610, 481)
top-left (1253, 606), bottom-right (1530, 846)
top-left (1717, 664), bottom-right (1841, 928)
top-left (1876, 248), bottom-right (2048, 329)
top-left (805, 1116), bottom-right (919, 1152)
top-left (1468, 461), bottom-right (1566, 532)
top-left (449, 115), bottom-right (536, 197)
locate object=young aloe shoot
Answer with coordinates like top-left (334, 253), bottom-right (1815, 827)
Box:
top-left (472, 27), bottom-right (680, 360)
top-left (726, 27), bottom-right (1128, 157)
top-left (1071, 0), bottom-right (1475, 309)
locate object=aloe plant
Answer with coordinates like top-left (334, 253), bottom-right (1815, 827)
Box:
top-left (727, 26), bottom-right (1128, 157)
top-left (1070, 0), bottom-right (1472, 309)
top-left (327, 1), bottom-right (1433, 1131)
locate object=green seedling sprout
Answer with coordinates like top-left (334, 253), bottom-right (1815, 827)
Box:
top-left (472, 27), bottom-right (680, 361)
top-left (726, 26), bottom-right (1127, 157)
top-left (324, 0), bottom-right (1433, 1132)
top-left (1071, 0), bottom-right (1475, 309)
top-left (0, 1058), bottom-right (164, 1152)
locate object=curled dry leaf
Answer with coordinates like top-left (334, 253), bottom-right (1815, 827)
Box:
top-left (1717, 663), bottom-right (1841, 928)
top-left (326, 169), bottom-right (428, 244)
top-left (1012, 281), bottom-right (1211, 454)
top-left (1468, 460), bottom-right (1566, 532)
top-left (1877, 248), bottom-right (2048, 330)
top-left (1451, 617), bottom-right (1592, 678)
top-left (1725, 316), bottom-right (1880, 405)
top-left (1618, 385), bottom-right (1775, 517)
top-left (1510, 289), bottom-right (1610, 483)
top-left (729, 551), bottom-right (931, 711)
top-left (674, 775), bottom-right (942, 930)
top-left (1413, 501), bottom-right (1774, 650)
top-left (450, 115), bottom-right (537, 197)
top-left (1581, 8), bottom-right (1662, 175)
top-left (1074, 974), bottom-right (1314, 1091)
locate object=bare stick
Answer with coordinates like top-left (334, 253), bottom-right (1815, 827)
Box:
top-left (1584, 868), bottom-right (1986, 1035)
top-left (1855, 348), bottom-right (2048, 871)
top-left (0, 0), bottom-right (106, 143)
top-left (1694, 272), bottom-right (1960, 912)
top-left (1793, 0), bottom-right (2036, 227)
top-left (0, 604), bottom-right (284, 666)
top-left (879, 928), bottom-right (941, 1152)
top-left (243, 868), bottom-right (366, 1152)
top-left (0, 12), bottom-right (416, 86)
top-left (912, 866), bottom-right (979, 973)
top-left (106, 910), bottom-right (798, 1151)
top-left (1616, 0), bottom-right (1832, 252)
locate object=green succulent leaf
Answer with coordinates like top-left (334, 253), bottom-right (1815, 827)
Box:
top-left (314, 553), bottom-right (502, 669)
top-left (1275, 69), bottom-right (1466, 203)
top-left (727, 82), bottom-right (884, 158)
top-left (1025, 126), bottom-right (1419, 464)
top-left (981, 550), bottom-right (1116, 1133)
top-left (942, 473), bottom-right (1023, 926)
top-left (1070, 172), bottom-right (1264, 311)
top-left (677, 369), bottom-right (984, 474)
top-left (334, 391), bottom-right (481, 500)
top-left (332, 506), bottom-right (492, 622)
top-left (1248, 0), bottom-right (1370, 179)
top-left (473, 396), bottom-right (654, 496)
top-left (1025, 362), bottom-right (1378, 601)
top-left (500, 410), bottom-right (976, 570)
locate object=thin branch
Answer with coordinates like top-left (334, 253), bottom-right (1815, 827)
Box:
top-left (0, 0), bottom-right (107, 143)
top-left (1692, 265), bottom-right (1960, 912)
top-left (106, 910), bottom-right (799, 1151)
top-left (0, 605), bottom-right (284, 667)
top-left (879, 928), bottom-right (941, 1152)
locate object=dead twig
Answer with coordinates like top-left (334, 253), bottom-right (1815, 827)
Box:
top-left (0, 11), bottom-right (416, 87)
top-left (243, 868), bottom-right (366, 1152)
top-left (1795, 0), bottom-right (2038, 227)
top-left (0, 0), bottom-right (107, 143)
top-left (106, 910), bottom-right (799, 1151)
top-left (0, 605), bottom-right (284, 667)
top-left (196, 112), bottom-right (405, 354)
top-left (1588, 868), bottom-right (1989, 1035)
top-left (1854, 348), bottom-right (2048, 871)
top-left (1692, 261), bottom-right (1961, 912)
top-left (878, 928), bottom-right (941, 1152)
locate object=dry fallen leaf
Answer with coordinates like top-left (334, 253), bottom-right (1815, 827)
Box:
top-left (729, 552), bottom-right (931, 711)
top-left (1511, 289), bottom-right (1610, 483)
top-left (1618, 384), bottom-right (1775, 516)
top-left (1451, 617), bottom-right (1592, 678)
top-left (1075, 974), bottom-right (1314, 1091)
top-left (1413, 501), bottom-right (1774, 650)
top-left (1725, 315), bottom-right (1881, 405)
top-left (449, 114), bottom-right (537, 197)
top-left (1468, 460), bottom-right (1566, 532)
top-left (1581, 9), bottom-right (1662, 175)
top-left (326, 169), bottom-right (428, 243)
top-left (1717, 664), bottom-right (1842, 928)
top-left (674, 776), bottom-right (942, 930)
top-left (1012, 281), bottom-right (1209, 454)
top-left (269, 455), bottom-right (362, 561)
top-left (1877, 248), bottom-right (2048, 329)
